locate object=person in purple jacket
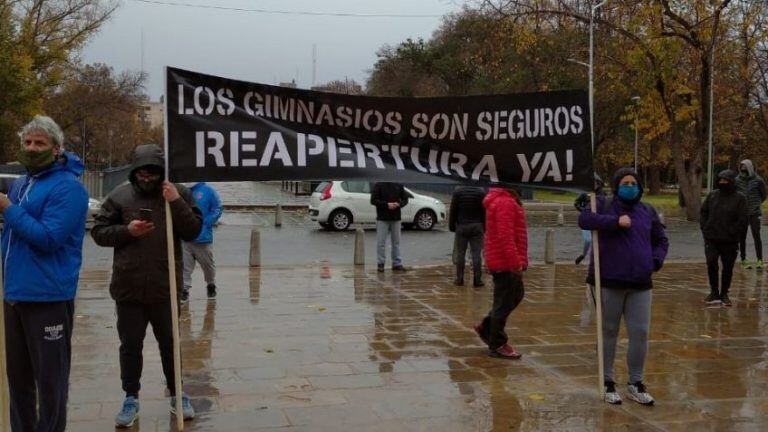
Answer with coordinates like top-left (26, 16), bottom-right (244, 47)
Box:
top-left (578, 167), bottom-right (669, 406)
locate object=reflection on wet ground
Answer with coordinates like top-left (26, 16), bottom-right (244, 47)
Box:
top-left (68, 264), bottom-right (768, 431)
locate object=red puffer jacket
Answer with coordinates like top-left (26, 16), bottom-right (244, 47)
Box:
top-left (483, 188), bottom-right (528, 272)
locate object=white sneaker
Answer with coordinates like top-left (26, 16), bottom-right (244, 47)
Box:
top-left (627, 382), bottom-right (654, 405)
top-left (604, 381), bottom-right (622, 404)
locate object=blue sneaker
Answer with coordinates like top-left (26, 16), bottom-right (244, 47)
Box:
top-left (170, 393), bottom-right (195, 420)
top-left (115, 396), bottom-right (139, 428)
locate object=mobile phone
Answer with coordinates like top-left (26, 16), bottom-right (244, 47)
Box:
top-left (139, 208), bottom-right (153, 222)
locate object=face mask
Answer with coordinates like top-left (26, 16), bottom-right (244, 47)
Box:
top-left (16, 148), bottom-right (55, 174)
top-left (136, 179), bottom-right (162, 194)
top-left (740, 169), bottom-right (750, 176)
top-left (617, 184), bottom-right (640, 202)
top-left (718, 182), bottom-right (736, 193)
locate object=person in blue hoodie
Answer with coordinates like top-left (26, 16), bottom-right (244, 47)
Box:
top-left (182, 182), bottom-right (222, 301)
top-left (0, 115), bottom-right (89, 432)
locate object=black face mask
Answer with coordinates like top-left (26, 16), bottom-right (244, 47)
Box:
top-left (718, 182), bottom-right (736, 193)
top-left (136, 179), bottom-right (162, 194)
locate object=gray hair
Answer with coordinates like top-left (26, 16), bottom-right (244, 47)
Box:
top-left (19, 115), bottom-right (65, 149)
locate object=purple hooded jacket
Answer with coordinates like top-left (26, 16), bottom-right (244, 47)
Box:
top-left (578, 168), bottom-right (669, 290)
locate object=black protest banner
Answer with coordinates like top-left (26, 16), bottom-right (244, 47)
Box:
top-left (166, 67), bottom-right (593, 190)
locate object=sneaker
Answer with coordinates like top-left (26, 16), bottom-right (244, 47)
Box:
top-left (489, 344), bottom-right (522, 360)
top-left (757, 260), bottom-right (764, 270)
top-left (473, 323), bottom-right (489, 345)
top-left (742, 260), bottom-right (753, 269)
top-left (377, 264), bottom-right (385, 273)
top-left (170, 393), bottom-right (195, 420)
top-left (627, 382), bottom-right (654, 405)
top-left (604, 381), bottom-right (622, 405)
top-left (472, 278), bottom-right (485, 288)
top-left (575, 254), bottom-right (585, 265)
top-left (721, 294), bottom-right (732, 307)
top-left (180, 290), bottom-right (189, 303)
top-left (115, 396), bottom-right (139, 428)
top-left (206, 283), bottom-right (217, 298)
top-left (392, 265), bottom-right (407, 272)
top-left (704, 292), bottom-right (721, 305)
top-left (454, 277), bottom-right (465, 286)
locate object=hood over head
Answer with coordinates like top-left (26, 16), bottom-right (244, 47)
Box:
top-left (740, 159), bottom-right (755, 177)
top-left (129, 144), bottom-right (165, 184)
top-left (611, 167), bottom-right (644, 204)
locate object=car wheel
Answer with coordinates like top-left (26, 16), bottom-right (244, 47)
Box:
top-left (415, 209), bottom-right (436, 231)
top-left (328, 209), bottom-right (352, 231)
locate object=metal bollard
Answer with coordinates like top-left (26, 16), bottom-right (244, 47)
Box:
top-left (545, 228), bottom-right (555, 264)
top-left (557, 206), bottom-right (565, 226)
top-left (249, 229), bottom-right (261, 268)
top-left (354, 228), bottom-right (365, 266)
top-left (275, 203), bottom-right (283, 227)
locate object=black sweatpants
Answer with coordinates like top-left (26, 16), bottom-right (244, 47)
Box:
top-left (739, 215), bottom-right (763, 261)
top-left (453, 223), bottom-right (484, 272)
top-left (477, 272), bottom-right (525, 350)
top-left (4, 300), bottom-right (74, 432)
top-left (706, 240), bottom-right (739, 295)
top-left (116, 301), bottom-right (177, 397)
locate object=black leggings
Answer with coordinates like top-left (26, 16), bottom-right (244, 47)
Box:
top-left (739, 215), bottom-right (763, 261)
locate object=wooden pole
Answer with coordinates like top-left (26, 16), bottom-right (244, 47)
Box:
top-left (0, 259), bottom-right (9, 429)
top-left (590, 193), bottom-right (605, 400)
top-left (162, 67), bottom-right (183, 430)
top-left (165, 201), bottom-right (184, 430)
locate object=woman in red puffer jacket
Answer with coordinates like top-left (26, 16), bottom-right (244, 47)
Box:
top-left (473, 186), bottom-right (528, 359)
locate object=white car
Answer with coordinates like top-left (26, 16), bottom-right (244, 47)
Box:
top-left (309, 181), bottom-right (446, 231)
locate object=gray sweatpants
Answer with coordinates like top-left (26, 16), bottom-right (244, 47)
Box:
top-left (595, 286), bottom-right (652, 384)
top-left (376, 220), bottom-right (402, 266)
top-left (182, 242), bottom-right (216, 293)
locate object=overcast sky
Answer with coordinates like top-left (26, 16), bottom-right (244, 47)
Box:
top-left (81, 0), bottom-right (463, 100)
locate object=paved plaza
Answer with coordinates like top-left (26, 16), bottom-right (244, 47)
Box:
top-left (64, 263), bottom-right (768, 431)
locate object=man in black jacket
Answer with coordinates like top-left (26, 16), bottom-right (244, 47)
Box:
top-left (449, 186), bottom-right (486, 286)
top-left (370, 182), bottom-right (409, 272)
top-left (91, 144), bottom-right (202, 427)
top-left (735, 159), bottom-right (767, 269)
top-left (701, 169), bottom-right (748, 306)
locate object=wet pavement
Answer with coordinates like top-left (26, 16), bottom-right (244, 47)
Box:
top-left (67, 263), bottom-right (768, 431)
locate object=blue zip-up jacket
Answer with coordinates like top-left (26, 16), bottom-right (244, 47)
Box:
top-left (1, 152), bottom-right (89, 301)
top-left (190, 182), bottom-right (222, 244)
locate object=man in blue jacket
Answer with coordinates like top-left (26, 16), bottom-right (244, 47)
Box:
top-left (0, 115), bottom-right (89, 432)
top-left (182, 182), bottom-right (222, 301)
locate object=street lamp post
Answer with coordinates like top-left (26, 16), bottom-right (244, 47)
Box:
top-left (707, 45), bottom-right (715, 192)
top-left (632, 96), bottom-right (641, 172)
top-left (589, 0), bottom-right (607, 155)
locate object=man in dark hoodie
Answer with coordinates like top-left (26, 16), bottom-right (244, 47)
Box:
top-left (370, 182), bottom-right (409, 272)
top-left (91, 144), bottom-right (202, 427)
top-left (700, 170), bottom-right (748, 306)
top-left (735, 159), bottom-right (766, 269)
top-left (449, 185), bottom-right (486, 287)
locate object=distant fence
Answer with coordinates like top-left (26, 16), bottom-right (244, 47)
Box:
top-left (1, 163), bottom-right (131, 200)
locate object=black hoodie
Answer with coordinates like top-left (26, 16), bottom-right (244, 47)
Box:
top-left (700, 169), bottom-right (748, 242)
top-left (91, 144), bottom-right (203, 303)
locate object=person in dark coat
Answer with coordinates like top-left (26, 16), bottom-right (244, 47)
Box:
top-left (370, 182), bottom-right (409, 272)
top-left (735, 159), bottom-right (766, 269)
top-left (91, 144), bottom-right (202, 427)
top-left (449, 186), bottom-right (486, 286)
top-left (578, 168), bottom-right (669, 406)
top-left (700, 169), bottom-right (748, 306)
